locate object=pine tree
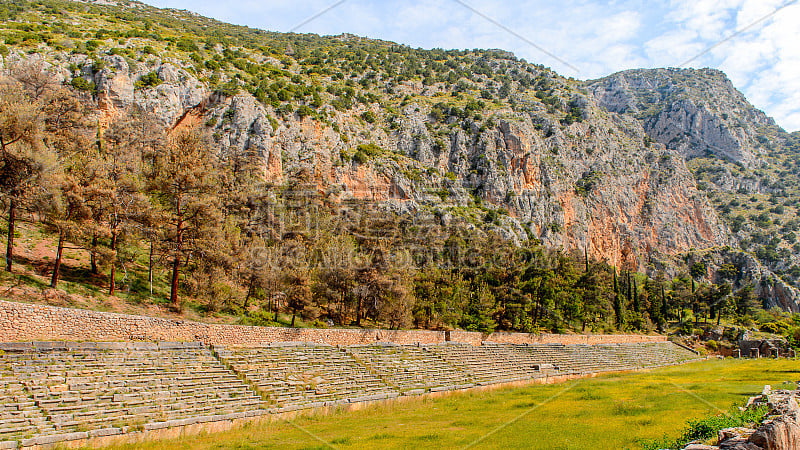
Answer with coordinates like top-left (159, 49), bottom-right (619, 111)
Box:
top-left (148, 128), bottom-right (221, 309)
top-left (0, 77), bottom-right (43, 272)
top-left (91, 112), bottom-right (151, 295)
top-left (37, 87), bottom-right (93, 288)
top-left (612, 269), bottom-right (624, 328)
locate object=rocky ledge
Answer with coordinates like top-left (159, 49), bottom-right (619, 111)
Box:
top-left (683, 385), bottom-right (800, 450)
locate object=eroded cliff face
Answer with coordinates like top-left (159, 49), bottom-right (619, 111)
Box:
top-left (586, 68), bottom-right (779, 167)
top-left (6, 51), bottom-right (731, 273)
top-left (587, 67), bottom-right (800, 310)
top-left (183, 64), bottom-right (730, 271)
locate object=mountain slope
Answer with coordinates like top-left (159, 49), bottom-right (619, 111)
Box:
top-left (588, 69), bottom-right (800, 309)
top-left (0, 0), bottom-right (797, 312)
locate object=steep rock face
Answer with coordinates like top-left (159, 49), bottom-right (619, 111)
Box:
top-left (586, 68), bottom-right (778, 167)
top-left (588, 67), bottom-right (800, 310)
top-left (92, 55), bottom-right (134, 110)
top-left (694, 249), bottom-right (800, 313)
top-left (412, 107), bottom-right (731, 269)
top-left (9, 50), bottom-right (731, 274)
top-left (196, 86), bottom-right (730, 270)
top-left (73, 55), bottom-right (208, 123)
top-left (136, 63), bottom-right (208, 125)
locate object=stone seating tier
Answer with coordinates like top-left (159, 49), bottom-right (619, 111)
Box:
top-left (0, 341), bottom-right (701, 448)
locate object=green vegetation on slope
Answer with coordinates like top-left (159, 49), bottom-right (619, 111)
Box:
top-left (97, 359), bottom-right (799, 450)
top-left (1, 1), bottom-right (799, 337)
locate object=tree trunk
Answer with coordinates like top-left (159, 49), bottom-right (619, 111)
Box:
top-left (244, 273), bottom-right (254, 310)
top-left (170, 255), bottom-right (180, 308)
top-left (108, 230), bottom-right (117, 296)
top-left (170, 205), bottom-right (183, 309)
top-left (148, 240), bottom-right (154, 296)
top-left (90, 235), bottom-right (98, 275)
top-left (291, 312), bottom-right (296, 327)
top-left (584, 246), bottom-right (589, 272)
top-left (50, 232), bottom-right (65, 288)
top-left (5, 198), bottom-right (15, 272)
top-left (356, 296), bottom-right (362, 326)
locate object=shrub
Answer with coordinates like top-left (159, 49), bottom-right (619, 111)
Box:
top-left (690, 261), bottom-right (707, 279)
top-left (356, 143), bottom-right (382, 157)
top-left (175, 38), bottom-right (198, 52)
top-left (760, 321), bottom-right (789, 335)
top-left (296, 105), bottom-right (313, 119)
top-left (70, 77), bottom-right (93, 92)
top-left (85, 40), bottom-right (101, 51)
top-left (640, 405), bottom-right (767, 450)
top-left (575, 171), bottom-right (601, 197)
top-left (361, 110), bottom-right (377, 123)
top-left (134, 71), bottom-right (162, 89)
top-left (352, 151), bottom-right (368, 164)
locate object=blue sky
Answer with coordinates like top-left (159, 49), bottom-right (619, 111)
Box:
top-left (145, 0), bottom-right (800, 131)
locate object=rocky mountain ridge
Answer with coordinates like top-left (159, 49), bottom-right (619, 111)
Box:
top-left (589, 68), bottom-right (800, 311)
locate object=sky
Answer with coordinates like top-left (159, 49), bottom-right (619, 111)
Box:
top-left (144, 0), bottom-right (800, 132)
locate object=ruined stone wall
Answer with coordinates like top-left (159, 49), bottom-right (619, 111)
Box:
top-left (0, 299), bottom-right (666, 346)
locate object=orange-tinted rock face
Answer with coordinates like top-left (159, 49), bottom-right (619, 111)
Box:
top-left (334, 165), bottom-right (394, 201)
top-left (240, 102), bottom-right (729, 273)
top-left (85, 58), bottom-right (731, 275)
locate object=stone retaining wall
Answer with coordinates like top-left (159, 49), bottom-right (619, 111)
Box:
top-left (482, 331), bottom-right (666, 345)
top-left (0, 299), bottom-right (666, 347)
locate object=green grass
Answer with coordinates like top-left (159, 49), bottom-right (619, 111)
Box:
top-left (100, 359), bottom-right (799, 450)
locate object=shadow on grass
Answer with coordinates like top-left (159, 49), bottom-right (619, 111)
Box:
top-left (11, 254), bottom-right (107, 290)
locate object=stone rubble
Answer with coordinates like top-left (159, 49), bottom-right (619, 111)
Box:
top-left (680, 386), bottom-right (800, 450)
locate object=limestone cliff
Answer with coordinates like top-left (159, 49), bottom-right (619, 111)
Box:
top-left (586, 68), bottom-right (779, 167)
top-left (2, 50), bottom-right (731, 272)
top-left (588, 68), bottom-right (800, 310)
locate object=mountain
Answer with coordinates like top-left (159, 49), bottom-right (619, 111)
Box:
top-left (588, 68), bottom-right (800, 311)
top-left (0, 0), bottom-right (798, 316)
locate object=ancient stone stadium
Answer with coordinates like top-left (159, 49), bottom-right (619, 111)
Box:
top-left (3, 1), bottom-right (800, 448)
top-left (0, 301), bottom-right (703, 449)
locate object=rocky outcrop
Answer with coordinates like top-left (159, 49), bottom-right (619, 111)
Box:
top-left (135, 63), bottom-right (208, 125)
top-left (686, 249), bottom-right (800, 313)
top-left (586, 68), bottom-right (800, 310)
top-left (62, 57), bottom-right (734, 270)
top-left (682, 386), bottom-right (800, 450)
top-left (586, 68), bottom-right (780, 167)
top-left (0, 50), bottom-right (740, 273)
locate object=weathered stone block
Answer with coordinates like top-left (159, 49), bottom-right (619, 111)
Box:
top-left (144, 421), bottom-right (169, 431)
top-left (88, 428), bottom-right (122, 438)
top-left (34, 341), bottom-right (67, 351)
top-left (0, 342), bottom-right (33, 352)
top-left (32, 432), bottom-right (88, 445)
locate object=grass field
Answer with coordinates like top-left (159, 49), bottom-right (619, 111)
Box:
top-left (99, 359), bottom-right (800, 450)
